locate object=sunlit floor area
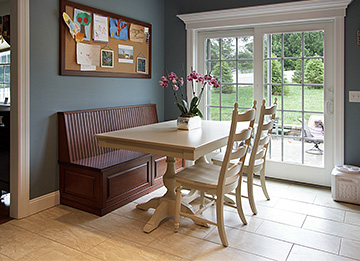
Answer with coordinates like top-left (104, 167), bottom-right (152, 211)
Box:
top-left (1, 179), bottom-right (360, 260)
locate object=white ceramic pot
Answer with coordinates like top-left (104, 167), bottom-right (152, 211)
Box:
top-left (177, 115), bottom-right (201, 130)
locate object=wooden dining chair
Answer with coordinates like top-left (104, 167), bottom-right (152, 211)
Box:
top-left (212, 98), bottom-right (277, 215)
top-left (174, 102), bottom-right (256, 247)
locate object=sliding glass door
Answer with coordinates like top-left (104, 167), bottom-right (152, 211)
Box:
top-left (198, 22), bottom-right (334, 185)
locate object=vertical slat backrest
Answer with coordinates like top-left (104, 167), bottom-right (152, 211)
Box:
top-left (58, 104), bottom-right (158, 162)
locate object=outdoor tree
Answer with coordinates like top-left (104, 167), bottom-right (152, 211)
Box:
top-left (292, 57), bottom-right (324, 88)
top-left (264, 58), bottom-right (289, 95)
top-left (76, 12), bottom-right (91, 35)
top-left (268, 31), bottom-right (323, 71)
top-left (304, 31), bottom-right (324, 57)
top-left (305, 58), bottom-right (324, 88)
top-left (207, 38), bottom-right (235, 94)
top-left (212, 61), bottom-right (234, 94)
top-left (292, 60), bottom-right (303, 83)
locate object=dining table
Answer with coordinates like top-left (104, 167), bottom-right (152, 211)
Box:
top-left (95, 120), bottom-right (232, 233)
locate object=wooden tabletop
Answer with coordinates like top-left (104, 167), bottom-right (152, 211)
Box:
top-left (95, 120), bottom-right (231, 161)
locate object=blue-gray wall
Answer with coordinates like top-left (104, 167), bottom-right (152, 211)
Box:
top-left (345, 0), bottom-right (360, 166)
top-left (29, 0), bottom-right (164, 199)
top-left (0, 1), bottom-right (10, 16)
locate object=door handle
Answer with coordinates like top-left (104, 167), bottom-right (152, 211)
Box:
top-left (325, 100), bottom-right (334, 116)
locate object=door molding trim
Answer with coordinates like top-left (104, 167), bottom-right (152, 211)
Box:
top-left (10, 0), bottom-right (31, 218)
top-left (177, 0), bottom-right (351, 30)
top-left (179, 0), bottom-right (348, 185)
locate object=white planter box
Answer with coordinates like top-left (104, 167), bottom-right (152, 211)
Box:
top-left (177, 116), bottom-right (201, 130)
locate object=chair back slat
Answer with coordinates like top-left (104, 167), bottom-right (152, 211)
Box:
top-left (234, 128), bottom-right (252, 142)
top-left (237, 109), bottom-right (256, 122)
top-left (264, 105), bottom-right (277, 115)
top-left (255, 148), bottom-right (266, 160)
top-left (226, 163), bottom-right (242, 179)
top-left (262, 120), bottom-right (274, 131)
top-left (230, 144), bottom-right (248, 161)
top-left (258, 134), bottom-right (271, 147)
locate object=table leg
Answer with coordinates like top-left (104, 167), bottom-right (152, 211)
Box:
top-left (138, 156), bottom-right (202, 233)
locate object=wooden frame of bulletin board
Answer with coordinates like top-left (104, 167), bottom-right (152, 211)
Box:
top-left (60, 0), bottom-right (152, 78)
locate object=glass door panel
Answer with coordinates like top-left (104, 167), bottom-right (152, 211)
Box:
top-left (204, 35), bottom-right (254, 121)
top-left (264, 30), bottom-right (326, 174)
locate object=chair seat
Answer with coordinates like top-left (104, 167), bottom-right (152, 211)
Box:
top-left (304, 136), bottom-right (323, 143)
top-left (212, 152), bottom-right (262, 170)
top-left (175, 162), bottom-right (221, 188)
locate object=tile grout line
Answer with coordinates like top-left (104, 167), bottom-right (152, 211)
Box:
top-left (285, 244), bottom-right (295, 261)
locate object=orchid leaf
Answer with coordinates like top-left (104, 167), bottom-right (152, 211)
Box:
top-left (181, 99), bottom-right (189, 113)
top-left (194, 107), bottom-right (203, 118)
top-left (175, 102), bottom-right (186, 114)
top-left (190, 96), bottom-right (198, 112)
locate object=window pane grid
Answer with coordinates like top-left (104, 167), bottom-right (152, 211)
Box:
top-left (205, 36), bottom-right (254, 121)
top-left (264, 31), bottom-right (324, 166)
top-left (0, 51), bottom-right (10, 102)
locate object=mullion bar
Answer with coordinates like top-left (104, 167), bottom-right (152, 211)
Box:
top-left (301, 32), bottom-right (305, 164)
top-left (281, 33), bottom-right (285, 162)
top-left (219, 38), bottom-right (222, 121)
top-left (236, 37), bottom-right (239, 105)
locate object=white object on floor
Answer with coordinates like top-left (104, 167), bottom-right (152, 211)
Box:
top-left (335, 164), bottom-right (360, 174)
top-left (331, 167), bottom-right (360, 205)
top-left (0, 193), bottom-right (10, 207)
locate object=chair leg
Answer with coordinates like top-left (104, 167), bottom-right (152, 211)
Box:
top-left (174, 185), bottom-right (182, 233)
top-left (200, 191), bottom-right (205, 209)
top-left (260, 168), bottom-right (270, 200)
top-left (216, 194), bottom-right (228, 247)
top-left (235, 175), bottom-right (247, 225)
top-left (247, 172), bottom-right (258, 215)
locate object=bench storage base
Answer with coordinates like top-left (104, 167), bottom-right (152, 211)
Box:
top-left (58, 104), bottom-right (184, 216)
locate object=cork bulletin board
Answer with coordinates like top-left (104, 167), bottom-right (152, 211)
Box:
top-left (60, 0), bottom-right (152, 78)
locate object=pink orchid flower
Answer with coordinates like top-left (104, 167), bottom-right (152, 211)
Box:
top-left (180, 77), bottom-right (184, 86)
top-left (204, 75), bottom-right (212, 81)
top-left (159, 81), bottom-right (168, 88)
top-left (173, 85), bottom-right (179, 91)
top-left (168, 72), bottom-right (177, 80)
top-left (190, 70), bottom-right (198, 80)
top-left (198, 76), bottom-right (205, 84)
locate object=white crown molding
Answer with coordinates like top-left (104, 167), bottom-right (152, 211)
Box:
top-left (177, 0), bottom-right (352, 30)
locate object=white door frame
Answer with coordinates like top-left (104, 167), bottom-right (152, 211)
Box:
top-left (255, 22), bottom-right (335, 186)
top-left (10, 0), bottom-right (59, 219)
top-left (10, 0), bottom-right (30, 218)
top-left (178, 0), bottom-right (349, 185)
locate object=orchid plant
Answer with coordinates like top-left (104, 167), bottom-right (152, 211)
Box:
top-left (159, 70), bottom-right (220, 118)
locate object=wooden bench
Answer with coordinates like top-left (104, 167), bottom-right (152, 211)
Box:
top-left (58, 104), bottom-right (184, 216)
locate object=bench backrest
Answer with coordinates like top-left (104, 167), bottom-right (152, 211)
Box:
top-left (58, 104), bottom-right (158, 163)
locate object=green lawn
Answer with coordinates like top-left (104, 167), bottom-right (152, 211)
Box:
top-left (209, 86), bottom-right (323, 124)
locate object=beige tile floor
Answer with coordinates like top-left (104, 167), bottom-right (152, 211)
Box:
top-left (1, 179), bottom-right (360, 260)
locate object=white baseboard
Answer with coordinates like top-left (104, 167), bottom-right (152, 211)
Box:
top-left (28, 190), bottom-right (60, 216)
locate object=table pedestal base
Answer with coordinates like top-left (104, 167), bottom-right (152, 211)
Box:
top-left (137, 196), bottom-right (206, 233)
top-left (136, 156), bottom-right (208, 233)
